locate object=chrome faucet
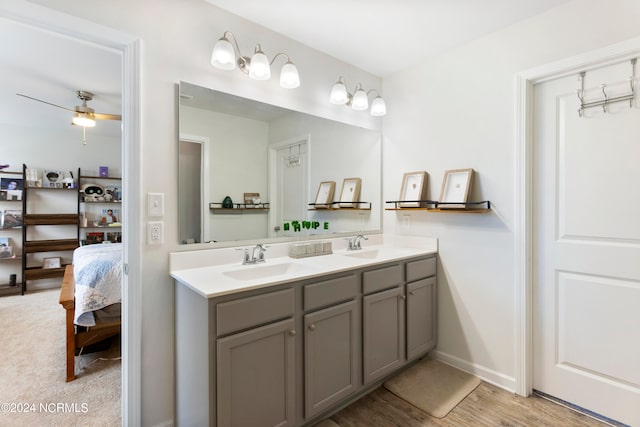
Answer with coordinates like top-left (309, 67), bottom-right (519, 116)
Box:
top-left (237, 244), bottom-right (268, 264)
top-left (347, 234), bottom-right (368, 251)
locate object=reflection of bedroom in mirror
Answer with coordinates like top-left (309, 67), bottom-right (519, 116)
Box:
top-left (178, 81), bottom-right (383, 246)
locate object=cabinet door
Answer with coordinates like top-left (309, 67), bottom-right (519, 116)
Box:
top-left (363, 286), bottom-right (405, 385)
top-left (406, 277), bottom-right (436, 361)
top-left (304, 300), bottom-right (359, 419)
top-left (217, 318), bottom-right (296, 427)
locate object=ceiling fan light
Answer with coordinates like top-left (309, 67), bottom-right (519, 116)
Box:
top-left (211, 36), bottom-right (236, 70)
top-left (280, 61), bottom-right (300, 88)
top-left (351, 88), bottom-right (369, 111)
top-left (329, 80), bottom-right (349, 104)
top-left (370, 96), bottom-right (387, 116)
top-left (72, 112), bottom-right (96, 127)
top-left (249, 48), bottom-right (271, 80)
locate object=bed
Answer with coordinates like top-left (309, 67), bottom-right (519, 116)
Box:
top-left (58, 243), bottom-right (123, 382)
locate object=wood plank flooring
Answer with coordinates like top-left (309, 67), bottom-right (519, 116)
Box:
top-left (329, 382), bottom-right (607, 426)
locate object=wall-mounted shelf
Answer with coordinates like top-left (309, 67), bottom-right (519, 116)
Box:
top-left (385, 200), bottom-right (491, 213)
top-left (209, 202), bottom-right (270, 214)
top-left (308, 201), bottom-right (371, 211)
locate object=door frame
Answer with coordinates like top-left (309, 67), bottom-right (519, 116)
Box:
top-left (179, 133), bottom-right (211, 243)
top-left (0, 1), bottom-right (143, 424)
top-left (268, 135), bottom-right (311, 238)
top-left (514, 36), bottom-right (640, 397)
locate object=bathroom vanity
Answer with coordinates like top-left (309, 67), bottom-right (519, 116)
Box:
top-left (171, 235), bottom-right (437, 426)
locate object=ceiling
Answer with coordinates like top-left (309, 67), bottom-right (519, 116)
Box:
top-left (205, 0), bottom-right (572, 77)
top-left (0, 17), bottom-right (122, 138)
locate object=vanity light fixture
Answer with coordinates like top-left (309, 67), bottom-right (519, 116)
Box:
top-left (329, 76), bottom-right (386, 116)
top-left (211, 31), bottom-right (300, 89)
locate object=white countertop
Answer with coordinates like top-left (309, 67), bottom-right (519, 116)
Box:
top-left (170, 234), bottom-right (437, 298)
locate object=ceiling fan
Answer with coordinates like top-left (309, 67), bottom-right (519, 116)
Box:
top-left (16, 90), bottom-right (121, 144)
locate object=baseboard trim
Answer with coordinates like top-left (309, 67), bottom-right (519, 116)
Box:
top-left (432, 350), bottom-right (516, 393)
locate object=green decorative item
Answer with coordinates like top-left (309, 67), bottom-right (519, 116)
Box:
top-left (222, 196), bottom-right (233, 209)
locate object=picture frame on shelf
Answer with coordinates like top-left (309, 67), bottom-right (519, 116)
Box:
top-left (313, 181), bottom-right (336, 208)
top-left (244, 192), bottom-right (260, 208)
top-left (399, 171), bottom-right (428, 208)
top-left (99, 166), bottom-right (109, 177)
top-left (43, 257), bottom-right (61, 269)
top-left (338, 178), bottom-right (362, 208)
top-left (0, 245), bottom-right (12, 258)
top-left (438, 168), bottom-right (474, 209)
top-left (1, 177), bottom-right (23, 191)
top-left (1, 210), bottom-right (23, 228)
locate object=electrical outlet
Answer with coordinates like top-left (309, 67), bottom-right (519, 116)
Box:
top-left (147, 221), bottom-right (164, 245)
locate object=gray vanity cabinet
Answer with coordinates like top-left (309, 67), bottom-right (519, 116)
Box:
top-left (362, 263), bottom-right (406, 385)
top-left (304, 299), bottom-right (358, 418)
top-left (406, 256), bottom-right (437, 361)
top-left (217, 318), bottom-right (296, 427)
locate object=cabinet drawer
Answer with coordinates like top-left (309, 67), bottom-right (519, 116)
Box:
top-left (216, 288), bottom-right (295, 336)
top-left (304, 274), bottom-right (357, 311)
top-left (406, 257), bottom-right (436, 282)
top-left (362, 264), bottom-right (403, 295)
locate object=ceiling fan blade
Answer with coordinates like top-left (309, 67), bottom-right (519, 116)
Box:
top-left (16, 93), bottom-right (75, 113)
top-left (94, 112), bottom-right (122, 121)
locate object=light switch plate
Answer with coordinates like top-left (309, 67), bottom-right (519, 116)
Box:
top-left (148, 192), bottom-right (164, 217)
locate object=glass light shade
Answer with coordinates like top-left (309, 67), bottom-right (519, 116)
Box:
top-left (72, 112), bottom-right (96, 127)
top-left (280, 61), bottom-right (300, 88)
top-left (329, 81), bottom-right (349, 104)
top-left (351, 88), bottom-right (369, 111)
top-left (211, 37), bottom-right (236, 70)
top-left (249, 51), bottom-right (271, 80)
top-left (370, 96), bottom-right (387, 116)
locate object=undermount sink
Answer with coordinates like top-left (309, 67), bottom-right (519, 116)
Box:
top-left (223, 262), bottom-right (316, 282)
top-left (342, 247), bottom-right (411, 260)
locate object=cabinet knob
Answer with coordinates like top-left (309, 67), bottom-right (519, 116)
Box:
top-left (308, 324), bottom-right (316, 331)
top-left (288, 329), bottom-right (296, 336)
top-left (399, 295), bottom-right (406, 300)
top-left (409, 291), bottom-right (415, 296)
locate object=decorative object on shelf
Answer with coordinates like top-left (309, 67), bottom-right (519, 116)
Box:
top-left (338, 177), bottom-right (362, 208)
top-left (99, 166), bottom-right (109, 177)
top-left (86, 231), bottom-right (104, 245)
top-left (42, 257), bottom-right (61, 269)
top-left (329, 76), bottom-right (386, 116)
top-left (313, 181), bottom-right (336, 209)
top-left (439, 169), bottom-right (474, 209)
top-left (25, 168), bottom-right (42, 187)
top-left (0, 245), bottom-right (12, 258)
top-left (81, 183), bottom-right (105, 202)
top-left (101, 208), bottom-right (119, 225)
top-left (399, 171), bottom-right (428, 208)
top-left (0, 177), bottom-right (23, 201)
top-left (1, 210), bottom-right (22, 228)
top-left (243, 192), bottom-right (260, 208)
top-left (577, 58), bottom-right (636, 117)
top-left (222, 196), bottom-right (234, 209)
top-left (43, 170), bottom-right (65, 188)
top-left (16, 90), bottom-right (122, 145)
top-left (283, 220), bottom-right (327, 232)
top-left (211, 30), bottom-right (300, 89)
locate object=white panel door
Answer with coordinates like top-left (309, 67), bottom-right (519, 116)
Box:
top-left (275, 142), bottom-right (307, 237)
top-left (533, 60), bottom-right (640, 426)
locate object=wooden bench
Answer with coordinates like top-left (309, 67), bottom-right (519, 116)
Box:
top-left (59, 265), bottom-right (121, 382)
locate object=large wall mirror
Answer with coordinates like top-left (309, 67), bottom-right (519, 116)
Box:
top-left (178, 81), bottom-right (382, 245)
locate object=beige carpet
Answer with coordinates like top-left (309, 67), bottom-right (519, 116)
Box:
top-left (0, 288), bottom-right (121, 426)
top-left (383, 358), bottom-right (481, 418)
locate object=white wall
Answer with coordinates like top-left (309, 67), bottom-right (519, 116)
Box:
top-left (13, 1), bottom-right (382, 425)
top-left (382, 0), bottom-right (640, 389)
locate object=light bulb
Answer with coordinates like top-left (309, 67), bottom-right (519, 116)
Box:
top-left (370, 96), bottom-right (386, 116)
top-left (72, 112), bottom-right (96, 127)
top-left (280, 61), bottom-right (300, 88)
top-left (330, 80), bottom-right (349, 104)
top-left (351, 88), bottom-right (368, 111)
top-left (211, 36), bottom-right (236, 70)
top-left (249, 47), bottom-right (271, 80)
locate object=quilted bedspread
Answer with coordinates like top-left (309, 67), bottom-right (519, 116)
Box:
top-left (72, 243), bottom-right (123, 327)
